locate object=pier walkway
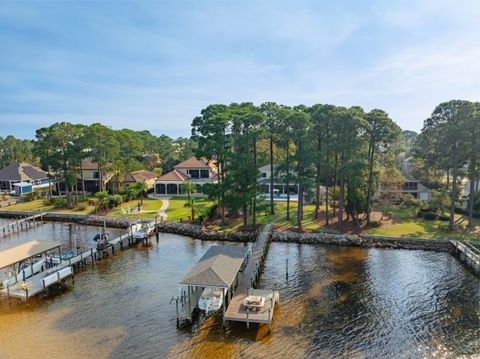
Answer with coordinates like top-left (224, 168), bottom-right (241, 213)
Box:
top-left (224, 223), bottom-right (279, 328)
top-left (451, 240), bottom-right (480, 275)
top-left (1, 220), bottom-right (158, 301)
top-left (0, 212), bottom-right (45, 237)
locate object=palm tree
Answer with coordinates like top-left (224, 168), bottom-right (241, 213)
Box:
top-left (95, 191), bottom-right (109, 213)
top-left (181, 181), bottom-right (197, 220)
top-left (129, 181), bottom-right (148, 205)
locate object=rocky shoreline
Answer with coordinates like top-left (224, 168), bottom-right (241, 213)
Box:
top-left (270, 231), bottom-right (454, 252)
top-left (0, 211), bottom-right (456, 252)
top-left (0, 211), bottom-right (133, 229)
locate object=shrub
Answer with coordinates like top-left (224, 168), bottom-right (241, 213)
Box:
top-left (75, 203), bottom-right (88, 211)
top-left (369, 221), bottom-right (382, 228)
top-left (438, 215), bottom-right (450, 222)
top-left (402, 194), bottom-right (425, 209)
top-left (45, 197), bottom-right (67, 209)
top-left (454, 207), bottom-right (480, 219)
top-left (422, 212), bottom-right (437, 220)
top-left (24, 192), bottom-right (38, 202)
top-left (206, 204), bottom-right (218, 220)
top-left (111, 194), bottom-right (123, 207)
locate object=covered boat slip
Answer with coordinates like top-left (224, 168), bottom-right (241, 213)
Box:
top-left (176, 245), bottom-right (249, 324)
top-left (0, 240), bottom-right (60, 270)
top-left (0, 240), bottom-right (89, 301)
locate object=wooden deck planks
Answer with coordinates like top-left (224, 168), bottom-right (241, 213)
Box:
top-left (224, 223), bottom-right (279, 324)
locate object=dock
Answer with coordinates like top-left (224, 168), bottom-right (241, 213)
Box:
top-left (0, 212), bottom-right (46, 237)
top-left (1, 219), bottom-right (159, 301)
top-left (223, 223), bottom-right (279, 329)
top-left (175, 245), bottom-right (249, 326)
top-left (451, 240), bottom-right (480, 275)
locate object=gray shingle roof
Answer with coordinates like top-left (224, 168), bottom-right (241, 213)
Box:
top-left (180, 245), bottom-right (248, 288)
top-left (0, 162), bottom-right (48, 181)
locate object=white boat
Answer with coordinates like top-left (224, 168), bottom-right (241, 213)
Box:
top-left (243, 295), bottom-right (266, 312)
top-left (132, 222), bottom-right (155, 240)
top-left (198, 287), bottom-right (223, 314)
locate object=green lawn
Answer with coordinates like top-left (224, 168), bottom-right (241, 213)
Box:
top-left (209, 201), bottom-right (341, 233)
top-left (166, 196), bottom-right (214, 221)
top-left (1, 199), bottom-right (96, 214)
top-left (3, 197), bottom-right (164, 219)
top-left (107, 198), bottom-right (164, 219)
top-left (365, 206), bottom-right (480, 242)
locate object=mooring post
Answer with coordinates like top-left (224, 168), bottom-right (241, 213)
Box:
top-left (286, 258), bottom-right (288, 279)
top-left (176, 298), bottom-right (180, 328)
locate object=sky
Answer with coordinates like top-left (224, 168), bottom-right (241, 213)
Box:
top-left (1, 0), bottom-right (480, 139)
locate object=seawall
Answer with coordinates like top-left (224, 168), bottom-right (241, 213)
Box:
top-left (0, 211), bottom-right (461, 252)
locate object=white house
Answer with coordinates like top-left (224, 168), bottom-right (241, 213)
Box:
top-left (154, 157), bottom-right (218, 195)
top-left (258, 164), bottom-right (299, 198)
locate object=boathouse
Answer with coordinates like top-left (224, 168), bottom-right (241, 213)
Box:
top-left (177, 245), bottom-right (248, 323)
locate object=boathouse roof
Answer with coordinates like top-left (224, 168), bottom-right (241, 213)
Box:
top-left (180, 245), bottom-right (248, 288)
top-left (0, 240), bottom-right (61, 269)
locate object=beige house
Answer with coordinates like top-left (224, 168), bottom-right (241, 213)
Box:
top-left (78, 159), bottom-right (114, 193)
top-left (154, 157), bottom-right (217, 195)
top-left (124, 170), bottom-right (158, 190)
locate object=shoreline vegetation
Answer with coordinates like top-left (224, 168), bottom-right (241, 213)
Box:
top-left (1, 196), bottom-right (478, 242)
top-left (0, 210), bottom-right (461, 254)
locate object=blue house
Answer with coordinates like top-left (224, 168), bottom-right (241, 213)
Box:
top-left (0, 162), bottom-right (51, 195)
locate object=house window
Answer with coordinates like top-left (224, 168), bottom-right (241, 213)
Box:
top-left (261, 172), bottom-right (267, 178)
top-left (93, 171), bottom-right (99, 179)
top-left (200, 169), bottom-right (209, 178)
top-left (402, 182), bottom-right (418, 191)
top-left (189, 170), bottom-right (200, 178)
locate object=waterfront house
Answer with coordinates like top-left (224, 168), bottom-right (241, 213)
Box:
top-left (0, 162), bottom-right (51, 195)
top-left (77, 159), bottom-right (114, 193)
top-left (154, 157), bottom-right (218, 195)
top-left (461, 180), bottom-right (479, 207)
top-left (124, 170), bottom-right (159, 190)
top-left (399, 157), bottom-right (432, 201)
top-left (258, 164), bottom-right (299, 199)
top-left (400, 173), bottom-right (432, 201)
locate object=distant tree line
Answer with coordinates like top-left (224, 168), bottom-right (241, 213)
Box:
top-left (0, 135), bottom-right (35, 167)
top-left (0, 123), bottom-right (196, 207)
top-left (192, 102), bottom-right (402, 231)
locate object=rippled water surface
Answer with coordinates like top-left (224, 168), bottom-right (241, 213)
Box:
top-left (0, 220), bottom-right (125, 251)
top-left (0, 226), bottom-right (479, 359)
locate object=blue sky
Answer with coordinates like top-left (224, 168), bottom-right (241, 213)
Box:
top-left (1, 0), bottom-right (479, 139)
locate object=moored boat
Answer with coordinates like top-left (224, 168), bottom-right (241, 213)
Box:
top-left (198, 287), bottom-right (223, 314)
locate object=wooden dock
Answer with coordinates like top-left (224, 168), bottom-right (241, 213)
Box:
top-left (0, 212), bottom-right (46, 237)
top-left (1, 220), bottom-right (159, 301)
top-left (224, 223), bottom-right (279, 328)
top-left (451, 240), bottom-right (480, 275)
